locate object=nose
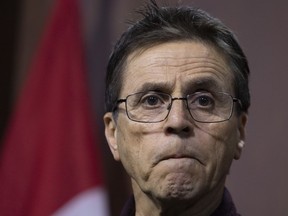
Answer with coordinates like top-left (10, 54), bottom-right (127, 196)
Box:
top-left (164, 98), bottom-right (193, 136)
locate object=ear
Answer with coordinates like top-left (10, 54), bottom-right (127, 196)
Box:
top-left (103, 112), bottom-right (120, 161)
top-left (234, 113), bottom-right (248, 160)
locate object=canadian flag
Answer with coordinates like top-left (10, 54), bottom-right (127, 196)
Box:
top-left (0, 0), bottom-right (109, 215)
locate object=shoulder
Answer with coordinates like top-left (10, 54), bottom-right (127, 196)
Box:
top-left (211, 188), bottom-right (241, 216)
top-left (120, 195), bottom-right (135, 216)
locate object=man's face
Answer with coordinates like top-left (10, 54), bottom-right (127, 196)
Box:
top-left (104, 41), bottom-right (247, 202)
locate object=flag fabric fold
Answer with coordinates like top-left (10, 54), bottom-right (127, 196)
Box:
top-left (0, 0), bottom-right (109, 215)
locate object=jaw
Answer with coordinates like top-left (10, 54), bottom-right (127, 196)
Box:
top-left (130, 168), bottom-right (226, 216)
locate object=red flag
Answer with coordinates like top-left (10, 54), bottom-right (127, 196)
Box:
top-left (0, 0), bottom-right (109, 215)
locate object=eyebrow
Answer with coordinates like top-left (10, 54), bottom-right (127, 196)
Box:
top-left (184, 77), bottom-right (224, 92)
top-left (132, 76), bottom-right (224, 94)
top-left (134, 82), bottom-right (173, 94)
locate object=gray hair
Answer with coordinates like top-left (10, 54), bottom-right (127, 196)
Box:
top-left (105, 0), bottom-right (250, 114)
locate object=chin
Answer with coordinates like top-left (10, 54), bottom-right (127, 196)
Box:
top-left (156, 176), bottom-right (204, 202)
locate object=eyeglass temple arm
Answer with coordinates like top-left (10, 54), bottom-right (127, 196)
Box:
top-left (232, 97), bottom-right (242, 108)
top-left (117, 99), bottom-right (126, 104)
top-left (112, 99), bottom-right (127, 112)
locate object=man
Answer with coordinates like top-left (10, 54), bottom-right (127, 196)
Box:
top-left (104, 1), bottom-right (250, 215)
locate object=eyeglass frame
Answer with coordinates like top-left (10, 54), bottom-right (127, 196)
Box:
top-left (113, 91), bottom-right (242, 123)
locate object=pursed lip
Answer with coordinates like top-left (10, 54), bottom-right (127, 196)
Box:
top-left (157, 152), bottom-right (205, 166)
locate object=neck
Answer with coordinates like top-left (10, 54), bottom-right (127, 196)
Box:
top-left (132, 180), bottom-right (225, 216)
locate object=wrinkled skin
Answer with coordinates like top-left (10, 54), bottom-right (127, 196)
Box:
top-left (104, 41), bottom-right (247, 216)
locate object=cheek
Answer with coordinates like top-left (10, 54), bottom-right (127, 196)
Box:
top-left (116, 120), bottom-right (156, 180)
top-left (204, 121), bottom-right (239, 153)
top-left (197, 122), bottom-right (238, 182)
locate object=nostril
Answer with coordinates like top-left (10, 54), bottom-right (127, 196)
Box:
top-left (166, 125), bottom-right (190, 135)
top-left (183, 126), bottom-right (190, 133)
top-left (166, 127), bottom-right (174, 134)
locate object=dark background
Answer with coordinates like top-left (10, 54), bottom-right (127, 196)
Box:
top-left (1, 0), bottom-right (287, 215)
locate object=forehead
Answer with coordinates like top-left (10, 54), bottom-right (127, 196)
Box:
top-left (121, 41), bottom-right (234, 95)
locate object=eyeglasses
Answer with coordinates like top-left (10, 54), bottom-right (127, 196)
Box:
top-left (114, 91), bottom-right (241, 123)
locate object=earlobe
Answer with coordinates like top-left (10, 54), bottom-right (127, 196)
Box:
top-left (238, 113), bottom-right (248, 141)
top-left (234, 140), bottom-right (245, 160)
top-left (103, 112), bottom-right (120, 161)
top-left (234, 113), bottom-right (248, 160)
top-left (238, 140), bottom-right (245, 148)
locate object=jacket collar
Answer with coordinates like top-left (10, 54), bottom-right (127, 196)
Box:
top-left (120, 188), bottom-right (240, 216)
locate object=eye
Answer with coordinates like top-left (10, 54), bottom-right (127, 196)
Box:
top-left (135, 91), bottom-right (171, 110)
top-left (140, 93), bottom-right (165, 107)
top-left (144, 95), bottom-right (160, 106)
top-left (197, 95), bottom-right (213, 106)
top-left (188, 92), bottom-right (215, 108)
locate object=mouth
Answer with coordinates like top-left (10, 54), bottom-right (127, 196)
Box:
top-left (159, 153), bottom-right (204, 166)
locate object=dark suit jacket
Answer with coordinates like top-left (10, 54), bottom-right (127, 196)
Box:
top-left (120, 188), bottom-right (241, 216)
